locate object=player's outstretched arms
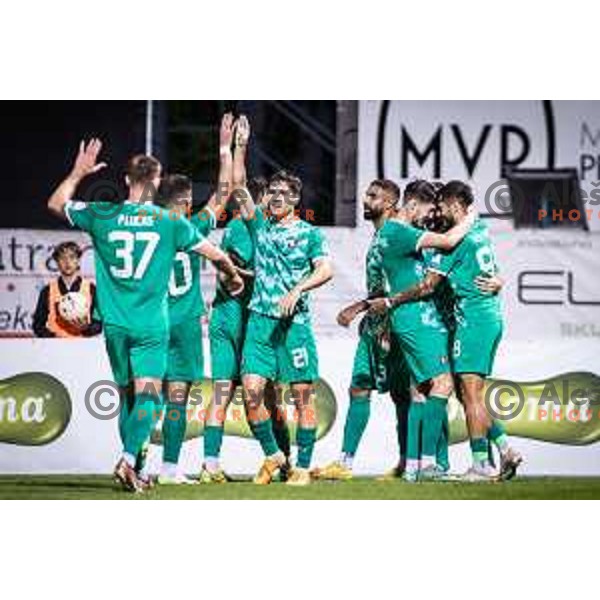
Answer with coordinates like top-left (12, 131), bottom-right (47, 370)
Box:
top-left (474, 274), bottom-right (504, 294)
top-left (367, 271), bottom-right (443, 316)
top-left (47, 139), bottom-right (107, 219)
top-left (204, 113), bottom-right (235, 221)
top-left (194, 240), bottom-right (244, 297)
top-left (279, 258), bottom-right (333, 318)
top-left (417, 206), bottom-right (476, 251)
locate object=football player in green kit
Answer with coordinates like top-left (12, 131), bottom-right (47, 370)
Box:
top-left (47, 139), bottom-right (243, 493)
top-left (232, 165), bottom-right (334, 486)
top-left (156, 113), bottom-right (236, 485)
top-left (201, 116), bottom-right (291, 483)
top-left (312, 179), bottom-right (412, 481)
top-left (369, 180), bottom-right (523, 481)
top-left (365, 180), bottom-right (477, 481)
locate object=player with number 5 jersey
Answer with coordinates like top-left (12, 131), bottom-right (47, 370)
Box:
top-left (47, 139), bottom-right (243, 493)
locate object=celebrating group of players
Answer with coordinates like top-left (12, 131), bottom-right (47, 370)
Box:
top-left (46, 112), bottom-right (522, 492)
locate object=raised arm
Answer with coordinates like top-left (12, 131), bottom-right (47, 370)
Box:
top-left (367, 271), bottom-right (444, 316)
top-left (204, 113), bottom-right (235, 221)
top-left (417, 207), bottom-right (476, 251)
top-left (48, 139), bottom-right (107, 219)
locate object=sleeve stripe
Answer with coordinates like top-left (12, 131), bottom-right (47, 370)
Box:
top-left (427, 267), bottom-right (447, 276)
top-left (205, 206), bottom-right (217, 229)
top-left (64, 201), bottom-right (76, 227)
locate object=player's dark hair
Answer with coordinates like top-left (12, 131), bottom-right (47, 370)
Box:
top-left (403, 179), bottom-right (436, 204)
top-left (270, 170), bottom-right (302, 197)
top-left (370, 179), bottom-right (401, 204)
top-left (52, 241), bottom-right (82, 262)
top-left (431, 181), bottom-right (445, 197)
top-left (248, 176), bottom-right (268, 202)
top-left (159, 174), bottom-right (192, 207)
top-left (126, 154), bottom-right (162, 185)
top-left (439, 180), bottom-right (474, 207)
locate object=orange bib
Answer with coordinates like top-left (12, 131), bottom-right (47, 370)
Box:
top-left (46, 278), bottom-right (92, 338)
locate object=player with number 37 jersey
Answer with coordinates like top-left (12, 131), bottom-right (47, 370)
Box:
top-left (48, 140), bottom-right (242, 493)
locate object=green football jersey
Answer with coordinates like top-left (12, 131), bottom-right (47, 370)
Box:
top-left (378, 218), bottom-right (443, 329)
top-left (427, 219), bottom-right (502, 323)
top-left (167, 209), bottom-right (216, 325)
top-left (422, 248), bottom-right (456, 332)
top-left (245, 210), bottom-right (329, 324)
top-left (65, 200), bottom-right (205, 332)
top-left (360, 226), bottom-right (390, 337)
top-left (213, 216), bottom-right (256, 308)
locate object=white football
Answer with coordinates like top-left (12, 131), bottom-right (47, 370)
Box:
top-left (57, 292), bottom-right (89, 324)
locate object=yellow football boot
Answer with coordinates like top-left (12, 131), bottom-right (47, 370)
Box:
top-left (253, 457), bottom-right (281, 485)
top-left (311, 461), bottom-right (353, 481)
top-left (286, 468), bottom-right (311, 486)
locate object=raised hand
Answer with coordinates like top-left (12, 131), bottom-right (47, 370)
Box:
top-left (235, 115), bottom-right (251, 147)
top-left (220, 113), bottom-right (235, 149)
top-left (71, 138), bottom-right (107, 181)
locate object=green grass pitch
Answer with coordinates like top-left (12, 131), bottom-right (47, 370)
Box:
top-left (1, 475), bottom-right (600, 499)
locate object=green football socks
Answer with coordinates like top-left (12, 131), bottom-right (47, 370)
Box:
top-left (296, 426), bottom-right (317, 469)
top-left (422, 395), bottom-right (448, 466)
top-left (252, 419), bottom-right (280, 457)
top-left (406, 400), bottom-right (425, 469)
top-left (204, 424), bottom-right (225, 460)
top-left (162, 402), bottom-right (187, 465)
top-left (341, 393), bottom-right (371, 457)
top-left (488, 420), bottom-right (509, 453)
top-left (124, 392), bottom-right (163, 458)
top-left (436, 405), bottom-right (450, 472)
top-left (470, 437), bottom-right (489, 466)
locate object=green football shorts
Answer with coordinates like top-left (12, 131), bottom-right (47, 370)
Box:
top-left (104, 323), bottom-right (169, 387)
top-left (452, 318), bottom-right (503, 376)
top-left (350, 329), bottom-right (411, 396)
top-left (241, 311), bottom-right (318, 384)
top-left (209, 299), bottom-right (247, 382)
top-left (165, 318), bottom-right (204, 382)
top-left (391, 317), bottom-right (450, 385)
